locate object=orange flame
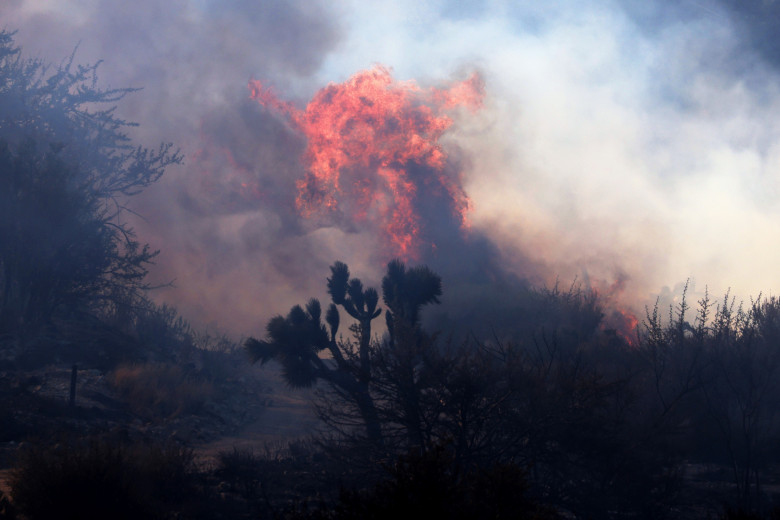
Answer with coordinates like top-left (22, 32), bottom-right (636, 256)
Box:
top-left (249, 65), bottom-right (483, 259)
top-left (589, 275), bottom-right (640, 346)
top-left (606, 308), bottom-right (639, 346)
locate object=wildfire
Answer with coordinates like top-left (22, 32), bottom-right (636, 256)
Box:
top-left (249, 65), bottom-right (483, 259)
top-left (605, 308), bottom-right (639, 346)
top-left (589, 275), bottom-right (640, 346)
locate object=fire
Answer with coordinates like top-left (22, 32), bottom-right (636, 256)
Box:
top-left (249, 65), bottom-right (483, 259)
top-left (589, 275), bottom-right (640, 346)
top-left (605, 308), bottom-right (639, 346)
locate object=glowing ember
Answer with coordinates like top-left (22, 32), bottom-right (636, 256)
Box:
top-left (249, 65), bottom-right (483, 259)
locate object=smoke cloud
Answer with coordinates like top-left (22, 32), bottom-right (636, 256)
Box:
top-left (3, 0), bottom-right (780, 336)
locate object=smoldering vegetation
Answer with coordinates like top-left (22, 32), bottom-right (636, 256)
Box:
top-left (5, 27), bottom-right (780, 520)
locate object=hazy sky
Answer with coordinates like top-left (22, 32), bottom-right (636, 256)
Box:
top-left (3, 0), bottom-right (780, 335)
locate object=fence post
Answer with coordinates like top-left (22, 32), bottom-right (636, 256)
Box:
top-left (69, 364), bottom-right (77, 407)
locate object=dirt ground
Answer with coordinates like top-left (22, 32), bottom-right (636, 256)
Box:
top-left (0, 360), bottom-right (321, 499)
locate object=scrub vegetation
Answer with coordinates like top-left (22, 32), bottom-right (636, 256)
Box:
top-left (5, 29), bottom-right (780, 520)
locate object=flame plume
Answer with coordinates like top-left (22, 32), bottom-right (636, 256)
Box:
top-left (249, 66), bottom-right (483, 259)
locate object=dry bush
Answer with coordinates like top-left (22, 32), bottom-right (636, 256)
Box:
top-left (9, 438), bottom-right (197, 520)
top-left (215, 447), bottom-right (264, 503)
top-left (286, 444), bottom-right (560, 520)
top-left (721, 507), bottom-right (780, 520)
top-left (111, 363), bottom-right (214, 419)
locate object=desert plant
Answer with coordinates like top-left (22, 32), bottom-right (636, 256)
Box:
top-left (0, 30), bottom-right (180, 352)
top-left (293, 443), bottom-right (559, 520)
top-left (215, 447), bottom-right (263, 502)
top-left (111, 362), bottom-right (214, 419)
top-left (9, 438), bottom-right (197, 519)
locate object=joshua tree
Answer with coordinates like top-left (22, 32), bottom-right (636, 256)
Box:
top-left (245, 259), bottom-right (444, 449)
top-left (376, 260), bottom-right (442, 448)
top-left (245, 261), bottom-right (384, 445)
top-left (382, 259), bottom-right (442, 348)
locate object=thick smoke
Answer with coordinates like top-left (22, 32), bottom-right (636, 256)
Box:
top-left (4, 1), bottom-right (780, 337)
top-left (246, 66), bottom-right (535, 338)
top-left (0, 0), bottom-right (344, 333)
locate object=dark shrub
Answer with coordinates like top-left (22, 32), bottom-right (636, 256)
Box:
top-left (215, 447), bottom-right (263, 502)
top-left (9, 438), bottom-right (197, 520)
top-left (296, 444), bottom-right (559, 519)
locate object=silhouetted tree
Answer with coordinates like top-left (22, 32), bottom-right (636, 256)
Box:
top-left (373, 260), bottom-right (442, 449)
top-left (0, 31), bottom-right (179, 199)
top-left (0, 30), bottom-right (181, 351)
top-left (0, 140), bottom-right (155, 342)
top-left (637, 288), bottom-right (780, 514)
top-left (246, 260), bottom-right (445, 451)
top-left (381, 259), bottom-right (441, 347)
top-left (699, 295), bottom-right (780, 512)
top-left (246, 261), bottom-right (385, 446)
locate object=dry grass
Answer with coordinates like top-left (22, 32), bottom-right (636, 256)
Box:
top-left (111, 363), bottom-right (214, 419)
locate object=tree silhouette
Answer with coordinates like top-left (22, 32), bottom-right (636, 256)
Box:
top-left (0, 31), bottom-right (179, 199)
top-left (0, 140), bottom-right (155, 342)
top-left (382, 259), bottom-right (441, 347)
top-left (699, 295), bottom-right (780, 512)
top-left (246, 260), bottom-right (444, 449)
top-left (328, 261), bottom-right (382, 385)
top-left (0, 30), bottom-right (181, 350)
top-left (376, 259), bottom-right (442, 448)
top-left (636, 288), bottom-right (780, 515)
top-left (246, 261), bottom-right (385, 445)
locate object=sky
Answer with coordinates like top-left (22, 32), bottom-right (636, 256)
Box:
top-left (3, 0), bottom-right (780, 337)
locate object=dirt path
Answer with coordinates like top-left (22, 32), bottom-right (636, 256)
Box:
top-left (194, 390), bottom-right (319, 465)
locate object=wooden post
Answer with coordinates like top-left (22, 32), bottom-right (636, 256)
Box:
top-left (69, 364), bottom-right (77, 407)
